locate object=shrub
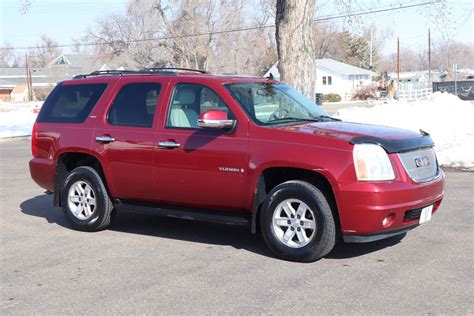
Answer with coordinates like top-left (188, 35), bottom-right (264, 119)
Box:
top-left (33, 86), bottom-right (54, 101)
top-left (352, 84), bottom-right (379, 100)
top-left (323, 93), bottom-right (342, 102)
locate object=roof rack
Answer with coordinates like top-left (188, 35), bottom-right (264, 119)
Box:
top-left (141, 67), bottom-right (208, 74)
top-left (73, 70), bottom-right (141, 79)
top-left (73, 68), bottom-right (208, 79)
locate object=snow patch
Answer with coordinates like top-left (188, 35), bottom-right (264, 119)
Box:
top-left (334, 92), bottom-right (474, 170)
top-left (0, 102), bottom-right (42, 138)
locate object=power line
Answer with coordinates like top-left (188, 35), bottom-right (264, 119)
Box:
top-left (2, 0), bottom-right (442, 51)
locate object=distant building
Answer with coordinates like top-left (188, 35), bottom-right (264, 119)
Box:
top-left (10, 85), bottom-right (29, 102)
top-left (265, 59), bottom-right (377, 101)
top-left (48, 53), bottom-right (139, 73)
top-left (387, 70), bottom-right (445, 90)
top-left (0, 53), bottom-right (140, 101)
top-left (0, 79), bottom-right (16, 102)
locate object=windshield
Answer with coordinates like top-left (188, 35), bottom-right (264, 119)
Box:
top-left (225, 82), bottom-right (329, 125)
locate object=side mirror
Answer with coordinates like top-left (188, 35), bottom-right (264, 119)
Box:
top-left (197, 110), bottom-right (236, 130)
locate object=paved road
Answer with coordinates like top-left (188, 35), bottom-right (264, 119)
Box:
top-left (1, 137), bottom-right (473, 314)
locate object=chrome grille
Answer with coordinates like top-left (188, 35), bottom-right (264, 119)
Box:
top-left (398, 147), bottom-right (439, 183)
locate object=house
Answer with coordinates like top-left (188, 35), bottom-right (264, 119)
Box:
top-left (0, 79), bottom-right (16, 102)
top-left (48, 53), bottom-right (139, 74)
top-left (265, 58), bottom-right (377, 101)
top-left (0, 54), bottom-right (141, 101)
top-left (388, 70), bottom-right (445, 90)
top-left (10, 85), bottom-right (29, 102)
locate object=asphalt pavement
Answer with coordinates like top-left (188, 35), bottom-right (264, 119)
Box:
top-left (1, 137), bottom-right (473, 314)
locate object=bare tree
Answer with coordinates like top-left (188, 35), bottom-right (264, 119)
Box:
top-left (276, 0), bottom-right (317, 99)
top-left (28, 35), bottom-right (62, 67)
top-left (432, 40), bottom-right (474, 72)
top-left (19, 0), bottom-right (34, 14)
top-left (313, 22), bottom-right (339, 58)
top-left (208, 0), bottom-right (277, 75)
top-left (0, 43), bottom-right (20, 67)
top-left (82, 0), bottom-right (170, 68)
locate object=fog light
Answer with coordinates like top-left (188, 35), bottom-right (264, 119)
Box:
top-left (382, 213), bottom-right (395, 228)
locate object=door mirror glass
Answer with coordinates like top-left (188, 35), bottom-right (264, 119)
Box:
top-left (197, 110), bottom-right (235, 129)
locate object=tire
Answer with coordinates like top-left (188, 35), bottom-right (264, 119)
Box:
top-left (260, 180), bottom-right (336, 262)
top-left (61, 166), bottom-right (113, 232)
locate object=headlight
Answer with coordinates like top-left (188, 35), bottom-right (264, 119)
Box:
top-left (353, 143), bottom-right (395, 181)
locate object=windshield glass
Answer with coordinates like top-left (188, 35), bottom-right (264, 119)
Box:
top-left (225, 82), bottom-right (329, 125)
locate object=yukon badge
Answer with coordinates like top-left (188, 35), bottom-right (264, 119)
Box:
top-left (218, 167), bottom-right (244, 173)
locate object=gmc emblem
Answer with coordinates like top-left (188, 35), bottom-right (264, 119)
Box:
top-left (415, 156), bottom-right (430, 168)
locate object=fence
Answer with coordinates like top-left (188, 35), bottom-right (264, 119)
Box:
top-left (397, 87), bottom-right (433, 100)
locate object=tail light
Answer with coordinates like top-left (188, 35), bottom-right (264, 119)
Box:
top-left (31, 122), bottom-right (39, 157)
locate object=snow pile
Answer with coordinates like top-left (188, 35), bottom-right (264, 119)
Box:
top-left (334, 92), bottom-right (474, 170)
top-left (0, 102), bottom-right (42, 138)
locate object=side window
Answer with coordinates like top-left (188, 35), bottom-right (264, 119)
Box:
top-left (37, 83), bottom-right (107, 123)
top-left (327, 76), bottom-right (332, 85)
top-left (322, 76), bottom-right (327, 85)
top-left (166, 84), bottom-right (234, 129)
top-left (108, 83), bottom-right (161, 128)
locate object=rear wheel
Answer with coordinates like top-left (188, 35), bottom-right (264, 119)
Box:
top-left (61, 166), bottom-right (113, 231)
top-left (260, 180), bottom-right (336, 262)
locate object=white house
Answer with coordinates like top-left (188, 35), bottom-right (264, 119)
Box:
top-left (388, 70), bottom-right (445, 90)
top-left (265, 58), bottom-right (377, 101)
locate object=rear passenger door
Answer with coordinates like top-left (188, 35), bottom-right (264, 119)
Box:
top-left (92, 78), bottom-right (167, 202)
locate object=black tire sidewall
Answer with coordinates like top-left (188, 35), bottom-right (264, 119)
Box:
top-left (61, 167), bottom-right (109, 231)
top-left (261, 181), bottom-right (334, 262)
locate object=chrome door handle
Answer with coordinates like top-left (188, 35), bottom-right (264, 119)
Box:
top-left (96, 136), bottom-right (115, 143)
top-left (158, 141), bottom-right (180, 149)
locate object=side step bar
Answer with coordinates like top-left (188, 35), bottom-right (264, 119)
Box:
top-left (114, 200), bottom-right (250, 227)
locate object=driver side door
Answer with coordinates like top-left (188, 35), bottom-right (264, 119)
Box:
top-left (154, 82), bottom-right (248, 211)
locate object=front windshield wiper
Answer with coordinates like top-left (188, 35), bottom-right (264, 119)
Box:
top-left (267, 115), bottom-right (340, 124)
top-left (313, 115), bottom-right (341, 121)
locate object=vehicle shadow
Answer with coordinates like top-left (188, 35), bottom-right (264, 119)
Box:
top-left (20, 194), bottom-right (406, 261)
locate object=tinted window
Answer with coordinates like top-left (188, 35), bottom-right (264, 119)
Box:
top-left (37, 83), bottom-right (107, 123)
top-left (166, 83), bottom-right (234, 129)
top-left (108, 83), bottom-right (161, 127)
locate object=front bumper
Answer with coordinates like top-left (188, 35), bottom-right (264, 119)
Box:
top-left (337, 170), bottom-right (445, 242)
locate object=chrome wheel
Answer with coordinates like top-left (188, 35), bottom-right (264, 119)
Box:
top-left (67, 180), bottom-right (96, 220)
top-left (272, 198), bottom-right (316, 248)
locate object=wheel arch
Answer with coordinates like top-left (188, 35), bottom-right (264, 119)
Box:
top-left (54, 151), bottom-right (109, 207)
top-left (250, 166), bottom-right (341, 236)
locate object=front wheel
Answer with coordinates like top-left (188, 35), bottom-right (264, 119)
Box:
top-left (61, 166), bottom-right (113, 232)
top-left (260, 180), bottom-right (336, 262)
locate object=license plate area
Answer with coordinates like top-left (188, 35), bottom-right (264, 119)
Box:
top-left (419, 205), bottom-right (433, 224)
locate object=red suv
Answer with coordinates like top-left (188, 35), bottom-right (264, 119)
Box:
top-left (29, 69), bottom-right (444, 262)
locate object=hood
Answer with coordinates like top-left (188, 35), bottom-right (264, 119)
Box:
top-left (274, 121), bottom-right (433, 153)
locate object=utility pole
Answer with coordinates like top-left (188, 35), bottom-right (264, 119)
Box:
top-left (428, 28), bottom-right (431, 84)
top-left (453, 63), bottom-right (458, 96)
top-left (25, 54), bottom-right (33, 101)
top-left (369, 29), bottom-right (373, 69)
top-left (397, 37), bottom-right (400, 84)
top-left (25, 54), bottom-right (30, 101)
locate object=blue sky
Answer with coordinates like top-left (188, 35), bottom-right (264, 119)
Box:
top-left (1, 0), bottom-right (472, 56)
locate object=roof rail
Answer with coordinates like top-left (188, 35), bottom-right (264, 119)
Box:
top-left (73, 70), bottom-right (141, 79)
top-left (141, 67), bottom-right (208, 74)
top-left (73, 68), bottom-right (208, 79)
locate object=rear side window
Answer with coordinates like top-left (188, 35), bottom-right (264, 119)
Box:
top-left (37, 83), bottom-right (107, 123)
top-left (107, 83), bottom-right (161, 128)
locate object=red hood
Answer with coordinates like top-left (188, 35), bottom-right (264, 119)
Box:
top-left (274, 121), bottom-right (420, 142)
